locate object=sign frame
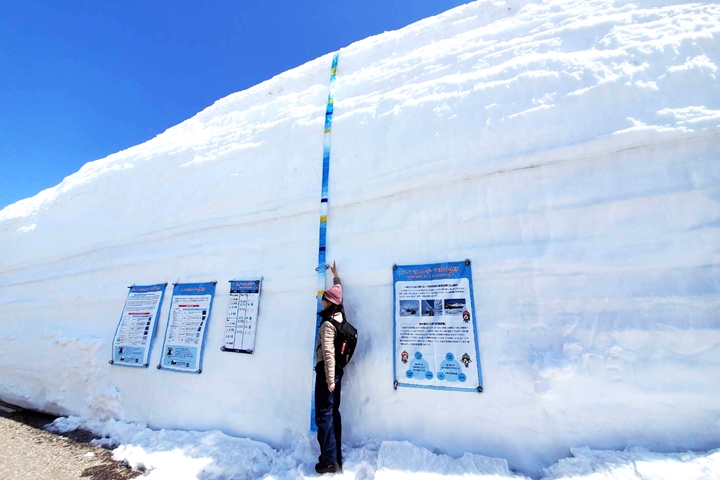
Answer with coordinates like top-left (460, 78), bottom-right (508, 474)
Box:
top-left (392, 260), bottom-right (484, 393)
top-left (157, 281), bottom-right (217, 374)
top-left (110, 283), bottom-right (168, 368)
top-left (221, 278), bottom-right (263, 354)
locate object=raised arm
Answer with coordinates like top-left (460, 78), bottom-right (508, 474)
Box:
top-left (330, 260), bottom-right (341, 285)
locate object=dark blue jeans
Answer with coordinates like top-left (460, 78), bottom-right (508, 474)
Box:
top-left (315, 361), bottom-right (343, 466)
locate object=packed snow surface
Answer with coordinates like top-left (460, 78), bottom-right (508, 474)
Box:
top-left (2, 0), bottom-right (720, 476)
top-left (47, 417), bottom-right (720, 479)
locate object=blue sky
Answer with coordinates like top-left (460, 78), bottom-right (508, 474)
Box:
top-left (0, 0), bottom-right (469, 210)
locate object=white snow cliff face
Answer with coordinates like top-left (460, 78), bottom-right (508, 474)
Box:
top-left (1, 0), bottom-right (719, 475)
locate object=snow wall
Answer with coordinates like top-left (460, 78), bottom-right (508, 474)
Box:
top-left (1, 0), bottom-right (719, 475)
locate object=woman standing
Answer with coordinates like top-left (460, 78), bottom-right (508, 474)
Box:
top-left (315, 261), bottom-right (345, 474)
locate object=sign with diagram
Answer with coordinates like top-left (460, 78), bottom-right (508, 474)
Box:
top-left (221, 279), bottom-right (262, 354)
top-left (393, 261), bottom-right (483, 392)
top-left (158, 282), bottom-right (216, 374)
top-left (111, 283), bottom-right (167, 368)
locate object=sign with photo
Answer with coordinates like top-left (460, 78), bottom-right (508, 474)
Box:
top-left (222, 279), bottom-right (262, 354)
top-left (158, 282), bottom-right (216, 374)
top-left (393, 261), bottom-right (483, 392)
top-left (111, 283), bottom-right (167, 368)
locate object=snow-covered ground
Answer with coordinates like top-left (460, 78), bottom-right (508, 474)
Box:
top-left (2, 0), bottom-right (720, 477)
top-left (47, 417), bottom-right (720, 479)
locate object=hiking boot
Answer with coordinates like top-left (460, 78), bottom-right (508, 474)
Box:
top-left (315, 462), bottom-right (339, 474)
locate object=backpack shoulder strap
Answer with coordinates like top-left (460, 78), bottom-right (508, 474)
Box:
top-left (320, 316), bottom-right (339, 329)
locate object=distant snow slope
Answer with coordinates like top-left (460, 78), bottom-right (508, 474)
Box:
top-left (2, 0), bottom-right (719, 476)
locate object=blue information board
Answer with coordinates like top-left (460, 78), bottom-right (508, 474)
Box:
top-left (111, 283), bottom-right (167, 368)
top-left (157, 282), bottom-right (216, 374)
top-left (393, 261), bottom-right (483, 392)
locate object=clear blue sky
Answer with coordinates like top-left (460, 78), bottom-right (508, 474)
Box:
top-left (0, 0), bottom-right (469, 210)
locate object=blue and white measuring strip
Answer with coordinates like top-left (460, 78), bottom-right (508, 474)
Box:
top-left (311, 52), bottom-right (339, 431)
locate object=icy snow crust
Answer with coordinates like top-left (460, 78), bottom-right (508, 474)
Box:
top-left (1, 0), bottom-right (719, 476)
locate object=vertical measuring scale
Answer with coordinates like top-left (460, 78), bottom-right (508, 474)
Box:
top-left (311, 53), bottom-right (339, 431)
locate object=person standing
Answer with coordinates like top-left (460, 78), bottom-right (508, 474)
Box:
top-left (315, 261), bottom-right (345, 474)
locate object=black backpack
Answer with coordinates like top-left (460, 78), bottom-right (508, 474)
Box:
top-left (324, 313), bottom-right (358, 368)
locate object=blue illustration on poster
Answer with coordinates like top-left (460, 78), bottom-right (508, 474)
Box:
top-left (438, 352), bottom-right (464, 382)
top-left (406, 351), bottom-right (433, 380)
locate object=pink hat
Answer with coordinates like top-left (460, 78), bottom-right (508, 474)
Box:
top-left (323, 284), bottom-right (343, 305)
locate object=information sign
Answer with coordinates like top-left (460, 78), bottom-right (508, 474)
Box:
top-left (111, 283), bottom-right (167, 368)
top-left (221, 279), bottom-right (262, 354)
top-left (393, 261), bottom-right (483, 392)
top-left (158, 282), bottom-right (216, 374)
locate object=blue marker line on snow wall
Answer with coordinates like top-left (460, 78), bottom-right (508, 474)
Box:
top-left (311, 52), bottom-right (339, 432)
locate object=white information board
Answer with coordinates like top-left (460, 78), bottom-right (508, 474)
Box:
top-left (222, 279), bottom-right (262, 354)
